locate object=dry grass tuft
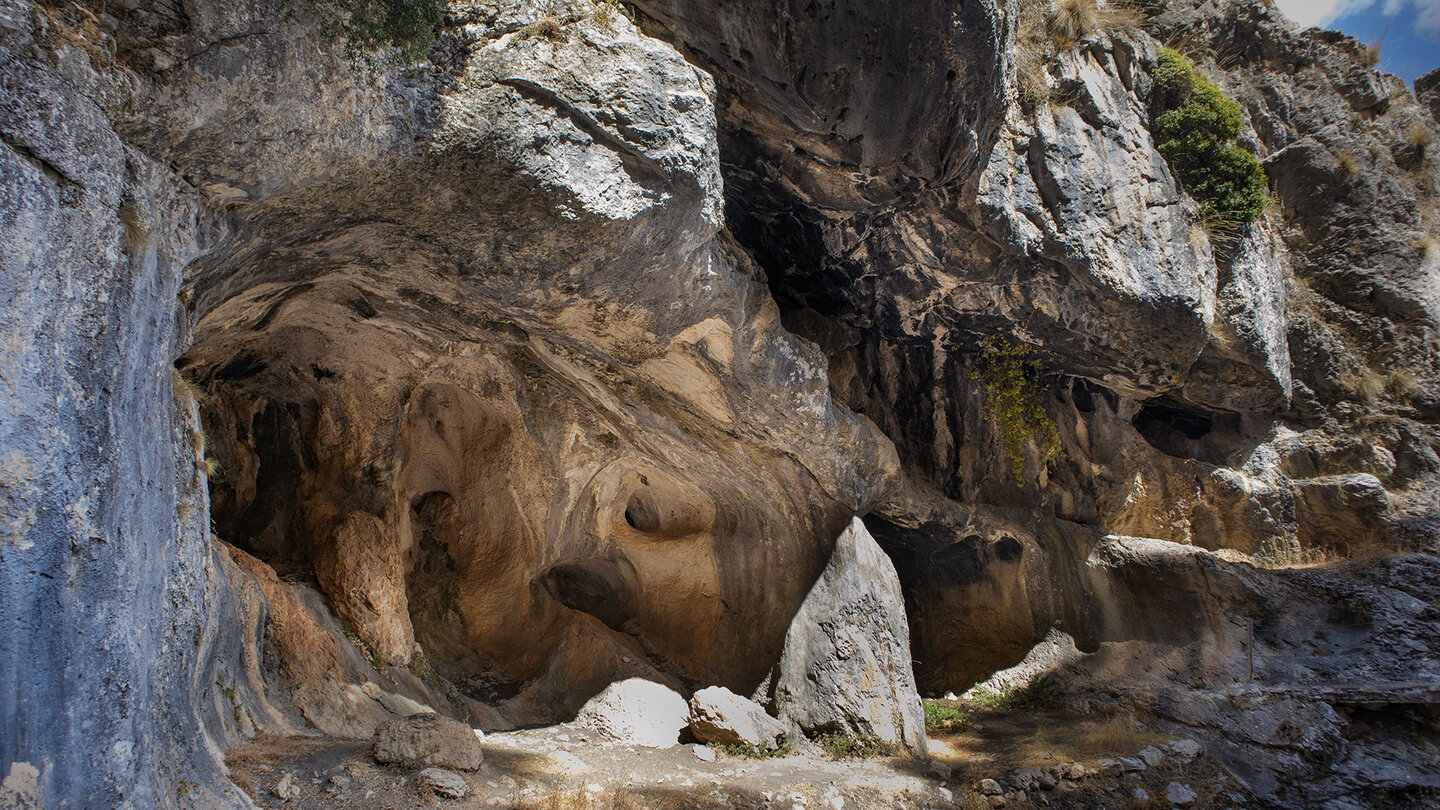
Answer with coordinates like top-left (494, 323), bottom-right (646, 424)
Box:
top-left (1084, 713), bottom-right (1149, 753)
top-left (1385, 369), bottom-right (1422, 401)
top-left (517, 15), bottom-right (567, 42)
top-left (1252, 541), bottom-right (1346, 569)
top-left (1014, 0), bottom-right (1141, 109)
top-left (1047, 0), bottom-right (1100, 44)
top-left (1351, 367), bottom-right (1388, 403)
top-left (1334, 149), bottom-right (1361, 178)
top-left (507, 788), bottom-right (644, 810)
top-left (117, 203), bottom-right (148, 249)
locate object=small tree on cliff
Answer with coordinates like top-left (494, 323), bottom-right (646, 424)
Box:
top-left (1149, 48), bottom-right (1269, 230)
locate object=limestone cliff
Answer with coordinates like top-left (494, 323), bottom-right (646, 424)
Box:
top-left (1, 0), bottom-right (1437, 808)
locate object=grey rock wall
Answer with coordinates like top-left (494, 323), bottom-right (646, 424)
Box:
top-left (0, 3), bottom-right (247, 806)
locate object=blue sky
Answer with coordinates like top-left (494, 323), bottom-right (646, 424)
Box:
top-left (1275, 0), bottom-right (1440, 83)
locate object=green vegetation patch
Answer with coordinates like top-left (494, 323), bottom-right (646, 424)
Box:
top-left (967, 335), bottom-right (1063, 483)
top-left (922, 700), bottom-right (972, 733)
top-left (710, 734), bottom-right (793, 759)
top-left (300, 0), bottom-right (443, 64)
top-left (816, 732), bottom-right (898, 759)
top-left (969, 674), bottom-right (1058, 712)
top-left (1150, 48), bottom-right (1268, 227)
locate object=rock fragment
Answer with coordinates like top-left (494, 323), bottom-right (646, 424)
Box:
top-left (1166, 782), bottom-right (1198, 805)
top-left (372, 713), bottom-right (484, 770)
top-left (272, 772), bottom-right (300, 802)
top-left (759, 518), bottom-right (927, 755)
top-left (419, 768), bottom-right (470, 800)
top-left (688, 686), bottom-right (788, 748)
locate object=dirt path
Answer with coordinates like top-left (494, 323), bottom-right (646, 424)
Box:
top-left (226, 706), bottom-right (1251, 810)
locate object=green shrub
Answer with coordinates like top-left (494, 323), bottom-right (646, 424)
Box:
top-left (967, 335), bottom-right (1063, 483)
top-left (969, 674), bottom-right (1058, 712)
top-left (710, 734), bottom-right (793, 759)
top-left (1150, 48), bottom-right (1268, 227)
top-left (300, 0), bottom-right (443, 64)
top-left (816, 732), bottom-right (898, 759)
top-left (922, 700), bottom-right (971, 733)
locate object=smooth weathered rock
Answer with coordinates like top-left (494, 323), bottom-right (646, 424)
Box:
top-left (372, 714), bottom-right (484, 771)
top-left (418, 768), bottom-right (470, 800)
top-left (574, 679), bottom-right (689, 748)
top-left (1169, 739), bottom-right (1202, 760)
top-left (688, 686), bottom-right (788, 748)
top-left (759, 518), bottom-right (927, 755)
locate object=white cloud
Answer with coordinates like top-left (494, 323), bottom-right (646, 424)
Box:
top-left (1277, 0), bottom-right (1440, 39)
top-left (1274, 0), bottom-right (1348, 27)
top-left (1415, 1), bottom-right (1440, 38)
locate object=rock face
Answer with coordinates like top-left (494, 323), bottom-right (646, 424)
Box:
top-left (3, 0), bottom-right (1440, 807)
top-left (759, 518), bottom-right (927, 756)
top-left (574, 678), bottom-right (689, 749)
top-left (687, 686), bottom-right (788, 749)
top-left (372, 713), bottom-right (484, 770)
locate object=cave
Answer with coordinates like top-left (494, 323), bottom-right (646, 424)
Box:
top-left (5, 0), bottom-right (1438, 808)
top-left (1132, 396), bottom-right (1246, 465)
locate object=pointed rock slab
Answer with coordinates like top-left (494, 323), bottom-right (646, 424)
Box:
top-left (760, 517), bottom-right (927, 755)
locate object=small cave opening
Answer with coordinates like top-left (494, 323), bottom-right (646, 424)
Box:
top-left (539, 558), bottom-right (639, 637)
top-left (624, 490), bottom-right (660, 533)
top-left (866, 518), bottom-right (1037, 695)
top-left (1131, 396), bottom-right (1246, 465)
top-left (407, 491), bottom-right (522, 703)
top-left (1134, 399), bottom-right (1213, 441)
top-left (210, 399), bottom-right (312, 576)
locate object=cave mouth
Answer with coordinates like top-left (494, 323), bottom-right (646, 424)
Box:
top-left (1131, 396), bottom-right (1247, 465)
top-left (866, 517), bottom-right (1043, 695)
top-left (539, 558), bottom-right (639, 636)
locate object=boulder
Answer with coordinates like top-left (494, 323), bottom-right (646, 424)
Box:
top-left (371, 714), bottom-right (484, 771)
top-left (688, 686), bottom-right (789, 748)
top-left (1166, 782), bottom-right (1197, 806)
top-left (757, 518), bottom-right (927, 755)
top-left (418, 768), bottom-right (470, 800)
top-left (574, 678), bottom-right (689, 748)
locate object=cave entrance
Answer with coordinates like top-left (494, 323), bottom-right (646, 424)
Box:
top-left (1131, 396), bottom-right (1245, 465)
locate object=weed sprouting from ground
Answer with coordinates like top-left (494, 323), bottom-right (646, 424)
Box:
top-left (709, 734), bottom-right (793, 759)
top-left (923, 700), bottom-right (972, 733)
top-left (816, 732), bottom-right (898, 759)
top-left (296, 0), bottom-right (443, 65)
top-left (970, 674), bottom-right (1059, 712)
